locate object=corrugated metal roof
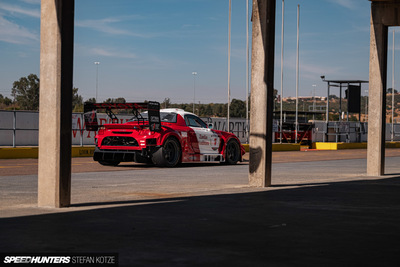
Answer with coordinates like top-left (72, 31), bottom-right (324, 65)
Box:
top-left (323, 80), bottom-right (369, 84)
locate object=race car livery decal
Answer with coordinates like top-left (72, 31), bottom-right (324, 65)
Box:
top-left (189, 126), bottom-right (220, 155)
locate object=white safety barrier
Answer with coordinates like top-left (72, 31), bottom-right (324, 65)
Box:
top-left (0, 111), bottom-right (249, 146)
top-left (2, 110), bottom-right (399, 147)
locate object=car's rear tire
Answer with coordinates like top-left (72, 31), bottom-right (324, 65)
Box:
top-left (152, 137), bottom-right (181, 167)
top-left (98, 160), bottom-right (120, 166)
top-left (224, 139), bottom-right (241, 165)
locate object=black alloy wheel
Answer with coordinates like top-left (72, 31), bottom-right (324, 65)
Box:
top-left (152, 137), bottom-right (181, 167)
top-left (224, 139), bottom-right (240, 165)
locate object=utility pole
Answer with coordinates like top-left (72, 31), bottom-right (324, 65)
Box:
top-left (94, 61), bottom-right (100, 102)
top-left (227, 0), bottom-right (232, 132)
top-left (192, 72), bottom-right (197, 113)
top-left (280, 0), bottom-right (285, 143)
top-left (312, 84), bottom-right (316, 120)
top-left (295, 4), bottom-right (300, 143)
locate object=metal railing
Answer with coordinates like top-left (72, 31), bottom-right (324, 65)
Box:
top-left (1, 111), bottom-right (250, 147)
top-left (5, 110), bottom-right (399, 146)
top-left (0, 110), bottom-right (86, 147)
top-left (0, 110), bottom-right (38, 147)
top-left (318, 121), bottom-right (367, 143)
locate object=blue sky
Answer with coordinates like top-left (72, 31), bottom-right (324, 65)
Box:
top-left (0, 0), bottom-right (384, 104)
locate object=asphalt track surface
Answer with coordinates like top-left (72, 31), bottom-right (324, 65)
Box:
top-left (2, 148), bottom-right (400, 176)
top-left (2, 149), bottom-right (400, 266)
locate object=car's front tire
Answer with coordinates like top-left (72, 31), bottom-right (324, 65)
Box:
top-left (224, 139), bottom-right (241, 165)
top-left (152, 137), bottom-right (181, 167)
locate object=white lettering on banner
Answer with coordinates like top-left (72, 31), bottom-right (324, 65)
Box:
top-left (71, 114), bottom-right (132, 142)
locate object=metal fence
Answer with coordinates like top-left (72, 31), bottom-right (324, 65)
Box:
top-left (2, 110), bottom-right (399, 147)
top-left (0, 110), bottom-right (39, 147)
top-left (0, 111), bottom-right (250, 147)
top-left (0, 111), bottom-right (97, 147)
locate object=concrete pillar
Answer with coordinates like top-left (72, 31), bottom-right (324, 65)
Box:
top-left (38, 0), bottom-right (74, 207)
top-left (249, 0), bottom-right (275, 187)
top-left (367, 3), bottom-right (388, 176)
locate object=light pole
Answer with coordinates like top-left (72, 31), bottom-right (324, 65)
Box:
top-left (279, 0), bottom-right (285, 144)
top-left (365, 90), bottom-right (369, 122)
top-left (246, 0), bottom-right (249, 143)
top-left (192, 72), bottom-right (197, 113)
top-left (392, 29), bottom-right (395, 141)
top-left (312, 84), bottom-right (316, 120)
top-left (94, 61), bottom-right (100, 102)
top-left (227, 0), bottom-right (232, 132)
top-left (295, 4), bottom-right (300, 143)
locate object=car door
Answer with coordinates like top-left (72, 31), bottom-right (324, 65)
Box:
top-left (184, 114), bottom-right (220, 154)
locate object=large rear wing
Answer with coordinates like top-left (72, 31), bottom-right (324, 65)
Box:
top-left (83, 101), bottom-right (161, 132)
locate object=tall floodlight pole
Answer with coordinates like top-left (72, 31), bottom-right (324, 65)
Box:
top-left (227, 0), bottom-right (232, 132)
top-left (246, 0), bottom-right (249, 143)
top-left (312, 84), bottom-right (316, 121)
top-left (295, 5), bottom-right (300, 143)
top-left (392, 29), bottom-right (395, 141)
top-left (280, 0), bottom-right (285, 143)
top-left (192, 72), bottom-right (197, 113)
top-left (365, 89), bottom-right (368, 122)
top-left (94, 61), bottom-right (100, 102)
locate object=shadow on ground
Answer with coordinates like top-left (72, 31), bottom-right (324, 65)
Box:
top-left (1, 177), bottom-right (400, 266)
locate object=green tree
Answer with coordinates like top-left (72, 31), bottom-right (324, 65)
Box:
top-left (86, 98), bottom-right (96, 103)
top-left (11, 74), bottom-right (40, 111)
top-left (230, 99), bottom-right (246, 118)
top-left (205, 104), bottom-right (213, 116)
top-left (0, 94), bottom-right (13, 109)
top-left (3, 97), bottom-right (12, 106)
top-left (104, 97), bottom-right (126, 103)
top-left (72, 87), bottom-right (83, 112)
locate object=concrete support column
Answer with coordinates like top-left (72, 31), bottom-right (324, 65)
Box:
top-left (38, 0), bottom-right (74, 207)
top-left (249, 0), bottom-right (275, 187)
top-left (367, 7), bottom-right (387, 176)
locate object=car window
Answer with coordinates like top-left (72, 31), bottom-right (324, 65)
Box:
top-left (128, 112), bottom-right (177, 123)
top-left (185, 115), bottom-right (207, 128)
top-left (160, 112), bottom-right (177, 123)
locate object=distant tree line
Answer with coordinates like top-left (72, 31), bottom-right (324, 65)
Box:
top-left (2, 74), bottom-right (251, 117)
top-left (2, 74), bottom-right (84, 112)
top-left (5, 74), bottom-right (399, 121)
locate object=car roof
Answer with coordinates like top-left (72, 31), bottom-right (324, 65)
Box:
top-left (160, 108), bottom-right (196, 118)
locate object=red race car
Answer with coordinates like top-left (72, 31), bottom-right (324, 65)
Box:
top-left (84, 101), bottom-right (245, 167)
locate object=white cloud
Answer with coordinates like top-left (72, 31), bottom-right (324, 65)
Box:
top-left (76, 16), bottom-right (158, 38)
top-left (91, 47), bottom-right (137, 59)
top-left (0, 3), bottom-right (40, 18)
top-left (20, 0), bottom-right (41, 5)
top-left (328, 0), bottom-right (356, 10)
top-left (0, 15), bottom-right (38, 44)
top-left (300, 62), bottom-right (343, 80)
